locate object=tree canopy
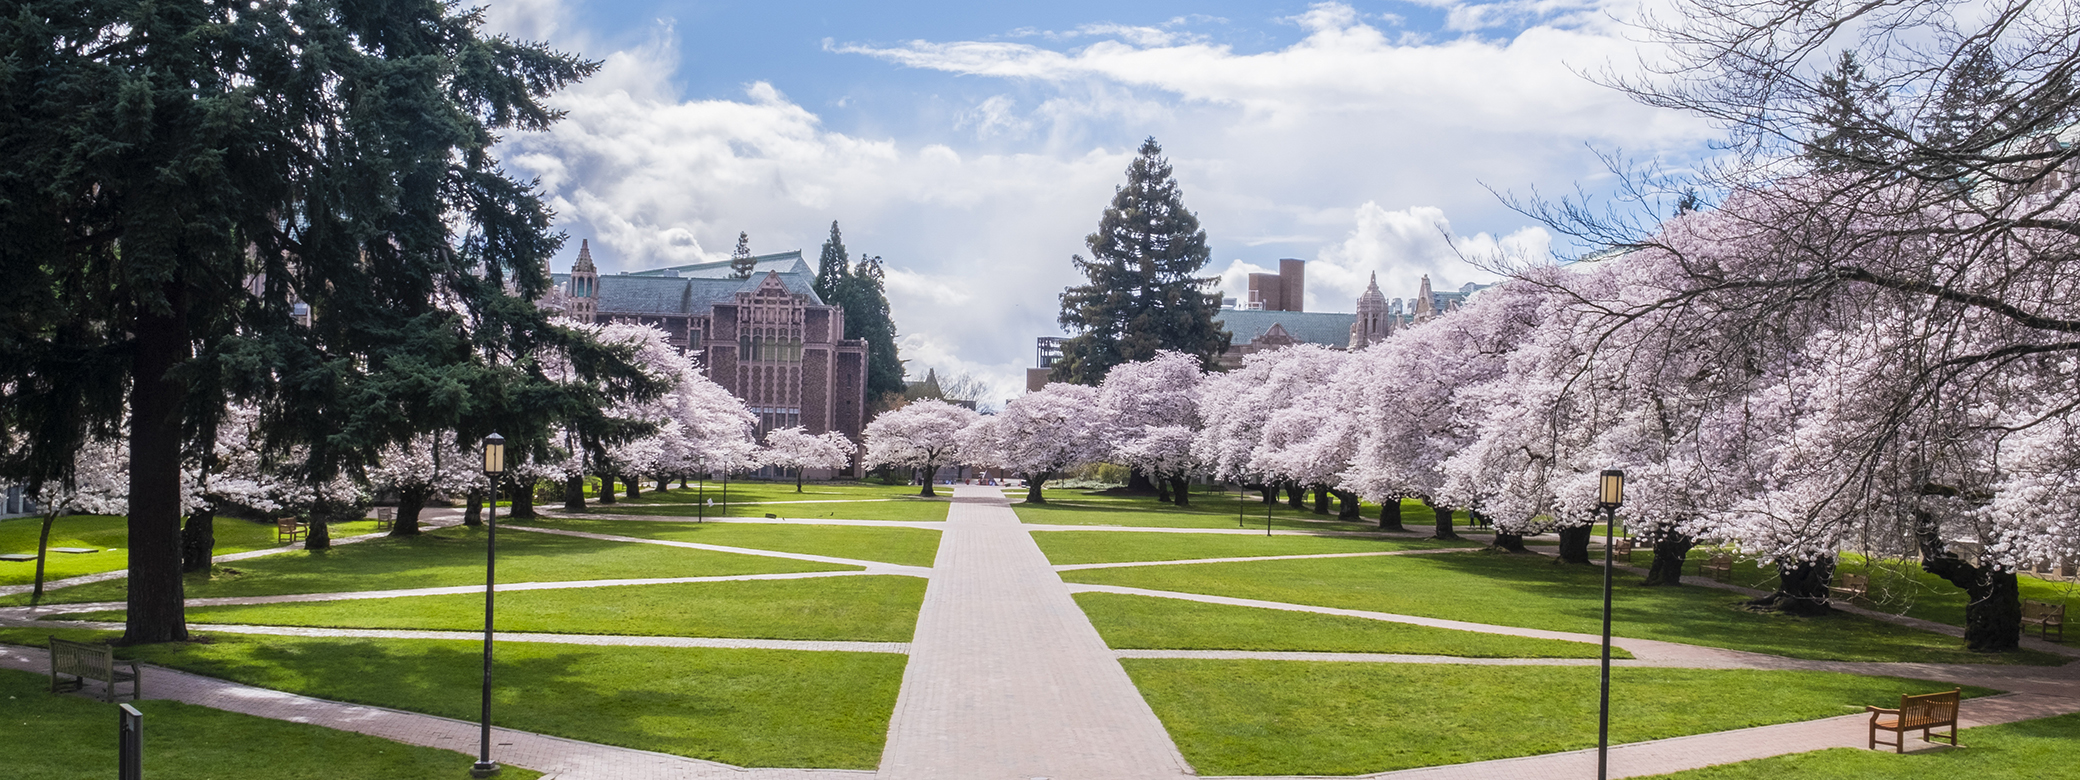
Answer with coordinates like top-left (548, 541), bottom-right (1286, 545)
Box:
top-left (812, 222), bottom-right (906, 411)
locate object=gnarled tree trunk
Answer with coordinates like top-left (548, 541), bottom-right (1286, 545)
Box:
top-left (464, 488), bottom-right (484, 526)
top-left (1917, 520), bottom-right (2022, 652)
top-left (1026, 471), bottom-right (1055, 503)
top-left (1556, 525), bottom-right (1592, 564)
top-left (1155, 475), bottom-right (1172, 503)
top-left (1642, 532), bottom-right (1695, 586)
top-left (180, 508), bottom-right (216, 573)
top-left (625, 477), bottom-right (640, 499)
top-left (390, 485), bottom-right (429, 537)
top-left (1170, 476), bottom-right (1190, 507)
top-left (1490, 531), bottom-right (1528, 553)
top-left (1285, 482), bottom-right (1306, 510)
top-left (564, 475), bottom-right (586, 512)
top-left (1335, 490), bottom-right (1359, 519)
top-left (597, 475), bottom-right (616, 505)
top-left (1427, 500), bottom-right (1459, 541)
top-left (509, 480), bottom-right (536, 519)
top-left (1379, 498), bottom-right (1404, 531)
top-left (1746, 557), bottom-right (1834, 616)
top-left (1311, 486), bottom-right (1331, 515)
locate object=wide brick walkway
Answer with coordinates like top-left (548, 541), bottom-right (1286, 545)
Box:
top-left (876, 485), bottom-right (1194, 780)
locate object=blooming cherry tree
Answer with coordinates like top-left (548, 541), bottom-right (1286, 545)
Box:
top-left (863, 399), bottom-right (980, 496)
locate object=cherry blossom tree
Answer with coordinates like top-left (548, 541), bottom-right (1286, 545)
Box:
top-left (1194, 344), bottom-right (1345, 511)
top-left (863, 399), bottom-right (980, 497)
top-left (962, 383), bottom-right (1109, 503)
top-left (1100, 351), bottom-right (1205, 502)
top-left (761, 427), bottom-right (857, 492)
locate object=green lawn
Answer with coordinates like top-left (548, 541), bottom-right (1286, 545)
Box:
top-left (3, 629), bottom-right (904, 770)
top-left (1034, 529), bottom-right (1477, 565)
top-left (1124, 660), bottom-right (1997, 776)
top-left (1014, 490), bottom-right (1501, 534)
top-left (2, 668), bottom-right (539, 780)
top-left (583, 498), bottom-right (951, 522)
top-left (605, 480), bottom-right (930, 505)
top-left (67, 575), bottom-right (927, 641)
top-left (1077, 592), bottom-right (1621, 658)
top-left (0, 514), bottom-right (379, 587)
top-left (1834, 555), bottom-right (2079, 647)
top-left (1641, 711), bottom-right (2080, 779)
top-left (510, 517), bottom-right (941, 566)
top-left (1064, 551), bottom-right (2064, 665)
top-left (5, 524), bottom-right (855, 606)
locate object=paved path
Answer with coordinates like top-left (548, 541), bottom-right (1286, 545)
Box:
top-left (876, 486), bottom-right (1194, 780)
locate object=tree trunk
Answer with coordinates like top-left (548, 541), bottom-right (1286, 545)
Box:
top-left (1336, 490), bottom-right (1360, 520)
top-left (392, 486), bottom-right (427, 537)
top-left (1379, 498), bottom-right (1405, 531)
top-left (123, 285), bottom-right (190, 644)
top-left (796, 469), bottom-right (804, 493)
top-left (1170, 476), bottom-right (1190, 508)
top-left (597, 475), bottom-right (616, 505)
top-left (30, 509), bottom-right (57, 607)
top-left (1285, 482), bottom-right (1306, 510)
top-left (1127, 468), bottom-right (1156, 493)
top-left (1258, 484), bottom-right (1276, 504)
top-left (180, 508), bottom-right (216, 573)
top-left (1556, 525), bottom-right (1591, 564)
top-left (626, 476), bottom-right (640, 499)
top-left (1026, 471), bottom-right (1054, 503)
top-left (1491, 532), bottom-right (1528, 553)
top-left (509, 480), bottom-right (536, 519)
top-left (1746, 558), bottom-right (1834, 616)
top-left (304, 513), bottom-right (332, 550)
top-left (919, 464), bottom-right (938, 498)
top-left (1918, 524), bottom-right (2023, 651)
top-left (464, 488), bottom-right (484, 526)
top-left (1311, 485), bottom-right (1331, 515)
top-left (1427, 500), bottom-right (1459, 541)
top-left (564, 475), bottom-right (586, 512)
top-left (1155, 475), bottom-right (1172, 503)
top-left (659, 474), bottom-right (670, 492)
top-left (1642, 533), bottom-right (1696, 586)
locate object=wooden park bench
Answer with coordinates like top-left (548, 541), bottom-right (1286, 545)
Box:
top-left (48, 636), bottom-right (142, 703)
top-left (1610, 537), bottom-right (1634, 558)
top-left (275, 516), bottom-right (305, 544)
top-left (1829, 572), bottom-right (1870, 603)
top-left (1698, 553), bottom-right (1733, 581)
top-left (1868, 688), bottom-right (1960, 752)
top-left (372, 507), bottom-right (395, 532)
top-left (2023, 599), bottom-right (2066, 643)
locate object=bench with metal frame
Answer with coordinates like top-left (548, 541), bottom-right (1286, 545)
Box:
top-left (2022, 599), bottom-right (2066, 643)
top-left (1867, 688), bottom-right (1960, 753)
top-left (48, 636), bottom-right (142, 703)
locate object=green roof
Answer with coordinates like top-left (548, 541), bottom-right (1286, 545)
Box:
top-left (1213, 309), bottom-right (1354, 349)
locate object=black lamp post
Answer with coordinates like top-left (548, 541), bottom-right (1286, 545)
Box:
top-left (472, 433), bottom-right (505, 779)
top-left (1595, 468), bottom-right (1625, 780)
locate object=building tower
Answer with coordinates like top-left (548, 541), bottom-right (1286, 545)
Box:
top-left (569, 239), bottom-right (599, 323)
top-left (1348, 272), bottom-right (1391, 349)
top-left (1413, 274), bottom-right (1435, 321)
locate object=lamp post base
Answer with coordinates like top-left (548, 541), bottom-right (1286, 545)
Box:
top-left (470, 761), bottom-right (502, 778)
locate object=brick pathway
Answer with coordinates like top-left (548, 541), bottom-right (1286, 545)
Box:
top-left (876, 485), bottom-right (1194, 780)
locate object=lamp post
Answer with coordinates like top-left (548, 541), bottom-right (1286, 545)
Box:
top-left (1595, 468), bottom-right (1625, 780)
top-left (472, 433), bottom-right (505, 779)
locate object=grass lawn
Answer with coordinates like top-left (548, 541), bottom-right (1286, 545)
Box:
top-left (2, 668), bottom-right (540, 780)
top-left (511, 517), bottom-right (941, 566)
top-left (2, 629), bottom-right (904, 770)
top-left (1063, 551), bottom-right (2065, 665)
top-left (1124, 660), bottom-right (1997, 776)
top-left (0, 514), bottom-right (379, 587)
top-left (4, 524), bottom-right (856, 606)
top-left (586, 498), bottom-right (951, 523)
top-left (1014, 490), bottom-right (1500, 535)
top-left (607, 480), bottom-right (929, 505)
top-left (1639, 711), bottom-right (2080, 779)
top-left (1076, 592), bottom-right (1621, 658)
top-left (66, 575), bottom-right (927, 641)
top-left (1034, 529), bottom-right (1477, 565)
top-left (1834, 555), bottom-right (2079, 647)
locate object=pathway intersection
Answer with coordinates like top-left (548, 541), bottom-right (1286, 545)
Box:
top-left (2, 485), bottom-right (2075, 779)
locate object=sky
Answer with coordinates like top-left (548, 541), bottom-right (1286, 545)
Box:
top-left (485, 0), bottom-right (1719, 402)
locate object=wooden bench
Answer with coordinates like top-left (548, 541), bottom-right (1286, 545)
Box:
top-left (373, 507), bottom-right (395, 532)
top-left (276, 516), bottom-right (305, 544)
top-left (1829, 572), bottom-right (1870, 603)
top-left (2023, 599), bottom-right (2066, 643)
top-left (1699, 553), bottom-right (1733, 581)
top-left (48, 636), bottom-right (142, 703)
top-left (1868, 688), bottom-right (1959, 752)
top-left (1610, 537), bottom-right (1634, 558)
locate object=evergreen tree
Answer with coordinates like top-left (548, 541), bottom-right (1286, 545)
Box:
top-left (730, 232), bottom-right (756, 279)
top-left (1054, 138), bottom-right (1230, 385)
top-left (838, 255), bottom-right (909, 411)
top-left (814, 221), bottom-right (848, 301)
top-left (0, 0), bottom-right (643, 643)
top-left (1806, 51), bottom-right (1893, 172)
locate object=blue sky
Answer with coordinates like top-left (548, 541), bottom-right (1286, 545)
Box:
top-left (488, 0), bottom-right (1716, 399)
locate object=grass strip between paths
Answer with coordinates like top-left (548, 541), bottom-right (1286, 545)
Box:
top-left (585, 499), bottom-right (951, 523)
top-left (1076, 592), bottom-right (1622, 658)
top-left (1124, 659), bottom-right (1999, 776)
top-left (2, 666), bottom-right (544, 780)
top-left (512, 517), bottom-right (943, 566)
top-left (57, 575), bottom-right (927, 642)
top-left (0, 515), bottom-right (380, 588)
top-left (1063, 551), bottom-right (2065, 666)
top-left (1637, 710), bottom-right (2080, 779)
top-left (1034, 529), bottom-right (1475, 565)
top-left (10, 523), bottom-right (856, 606)
top-left (4, 628), bottom-right (905, 770)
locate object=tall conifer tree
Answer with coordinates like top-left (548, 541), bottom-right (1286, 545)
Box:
top-left (1054, 138), bottom-right (1229, 385)
top-left (811, 223), bottom-right (906, 416)
top-left (730, 232), bottom-right (755, 279)
top-left (814, 221), bottom-right (848, 301)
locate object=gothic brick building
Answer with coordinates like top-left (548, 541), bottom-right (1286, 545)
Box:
top-left (552, 241), bottom-right (868, 447)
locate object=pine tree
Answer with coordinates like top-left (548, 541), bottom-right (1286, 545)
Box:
top-left (1806, 51), bottom-right (1892, 172)
top-left (1054, 138), bottom-right (1230, 385)
top-left (730, 232), bottom-right (755, 279)
top-left (814, 221), bottom-right (848, 301)
top-left (838, 255), bottom-right (909, 411)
